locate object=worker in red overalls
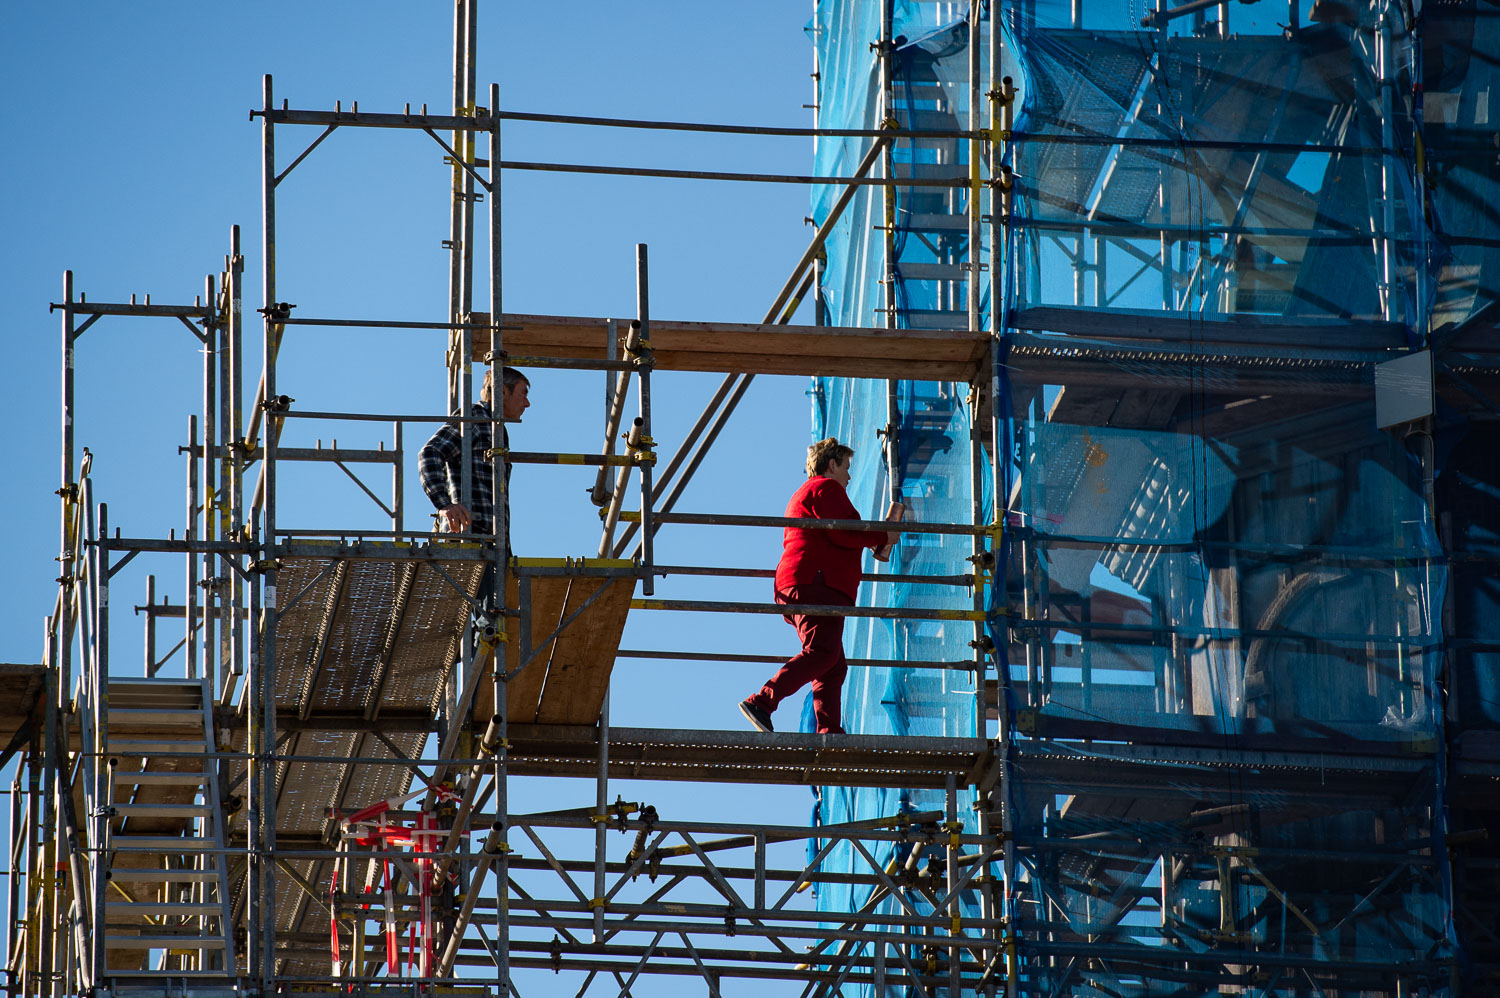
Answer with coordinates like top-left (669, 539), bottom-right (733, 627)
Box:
top-left (739, 437), bottom-right (902, 735)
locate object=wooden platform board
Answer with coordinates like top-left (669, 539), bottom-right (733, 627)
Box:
top-left (0, 664), bottom-right (44, 745)
top-left (475, 569), bottom-right (637, 725)
top-left (472, 312), bottom-right (989, 382)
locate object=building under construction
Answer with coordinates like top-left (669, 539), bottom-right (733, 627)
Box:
top-left (7, 0), bottom-right (1499, 995)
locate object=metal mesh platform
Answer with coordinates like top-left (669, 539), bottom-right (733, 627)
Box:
top-left (505, 725), bottom-right (998, 788)
top-left (234, 541), bottom-right (484, 968)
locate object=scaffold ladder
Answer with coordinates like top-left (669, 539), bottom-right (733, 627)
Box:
top-left (99, 677), bottom-right (236, 980)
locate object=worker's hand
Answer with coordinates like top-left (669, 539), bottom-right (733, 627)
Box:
top-left (883, 501), bottom-right (906, 546)
top-left (441, 503), bottom-right (473, 533)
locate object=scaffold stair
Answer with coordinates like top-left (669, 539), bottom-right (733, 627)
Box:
top-left (101, 678), bottom-right (236, 979)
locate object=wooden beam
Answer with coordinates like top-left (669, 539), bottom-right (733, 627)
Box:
top-left (470, 312), bottom-right (988, 381)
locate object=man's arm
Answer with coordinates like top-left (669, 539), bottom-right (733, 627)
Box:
top-left (418, 422), bottom-right (473, 532)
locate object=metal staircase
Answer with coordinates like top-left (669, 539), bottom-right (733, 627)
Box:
top-left (95, 677), bottom-right (237, 983)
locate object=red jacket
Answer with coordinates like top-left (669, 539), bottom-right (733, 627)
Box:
top-left (774, 476), bottom-right (883, 600)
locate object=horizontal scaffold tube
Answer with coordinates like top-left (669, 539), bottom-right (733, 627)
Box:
top-left (619, 509), bottom-right (982, 536)
top-left (632, 598), bottom-right (986, 622)
top-left (518, 812), bottom-right (992, 846)
top-left (50, 301), bottom-right (213, 319)
top-left (254, 107), bottom-right (494, 130)
top-left (482, 902), bottom-right (1007, 937)
top-left (500, 159), bottom-right (970, 187)
top-left (504, 450), bottom-right (647, 467)
top-left (496, 107), bottom-right (983, 140)
top-left (652, 562), bottom-right (972, 586)
top-left (616, 649), bottom-right (976, 670)
top-left (280, 315), bottom-right (497, 329)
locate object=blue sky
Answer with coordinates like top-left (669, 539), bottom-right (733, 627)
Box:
top-left (1, 4), bottom-right (852, 985)
top-left (1, 2), bottom-right (826, 708)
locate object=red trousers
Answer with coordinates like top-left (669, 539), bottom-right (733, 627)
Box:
top-left (750, 575), bottom-right (854, 734)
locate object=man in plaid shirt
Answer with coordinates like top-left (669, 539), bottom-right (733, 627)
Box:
top-left (419, 367), bottom-right (531, 539)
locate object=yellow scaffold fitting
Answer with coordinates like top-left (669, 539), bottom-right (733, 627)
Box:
top-left (878, 813), bottom-right (913, 835)
top-left (588, 898), bottom-right (608, 911)
top-left (952, 915), bottom-right (962, 934)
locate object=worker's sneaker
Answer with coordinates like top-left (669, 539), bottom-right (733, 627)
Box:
top-left (739, 699), bottom-right (774, 733)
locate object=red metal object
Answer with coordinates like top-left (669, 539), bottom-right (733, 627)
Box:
top-left (330, 782), bottom-right (467, 979)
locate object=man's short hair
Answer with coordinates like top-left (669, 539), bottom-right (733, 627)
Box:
top-left (806, 437), bottom-right (855, 477)
top-left (480, 367), bottom-right (529, 405)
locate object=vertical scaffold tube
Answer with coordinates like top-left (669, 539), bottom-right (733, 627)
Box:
top-left (187, 415), bottom-right (199, 680)
top-left (1378, 12), bottom-right (1399, 325)
top-left (456, 32), bottom-right (477, 537)
top-left (25, 658), bottom-right (46, 998)
top-left (487, 79), bottom-right (511, 998)
top-left (968, 0), bottom-right (987, 746)
top-left (225, 227), bottom-right (244, 703)
top-left (256, 71), bottom-right (279, 989)
top-left (447, 0), bottom-right (476, 415)
top-left (989, 3), bottom-right (1019, 981)
top-left (879, 0), bottom-right (902, 511)
top-left (970, 5), bottom-right (995, 987)
top-left (91, 503), bottom-right (109, 992)
top-left (202, 274), bottom-right (217, 694)
top-left (58, 273), bottom-right (75, 710)
top-left (593, 690), bottom-right (609, 941)
top-left (51, 275), bottom-right (74, 992)
top-left (635, 245), bottom-right (655, 596)
top-left (48, 270), bottom-right (76, 998)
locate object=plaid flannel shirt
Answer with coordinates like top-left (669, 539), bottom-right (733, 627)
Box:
top-left (419, 401), bottom-right (507, 535)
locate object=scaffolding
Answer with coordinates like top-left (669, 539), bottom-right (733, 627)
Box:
top-left (813, 0), bottom-right (1499, 995)
top-left (8, 1), bottom-right (1500, 996)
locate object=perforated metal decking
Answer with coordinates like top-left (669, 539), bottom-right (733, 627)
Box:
top-left (244, 541), bottom-right (483, 969)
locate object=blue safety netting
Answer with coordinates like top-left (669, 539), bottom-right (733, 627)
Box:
top-left (809, 0), bottom-right (1496, 993)
top-left (806, 0), bottom-right (995, 991)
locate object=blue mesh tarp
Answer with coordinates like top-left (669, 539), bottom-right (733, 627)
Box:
top-left (807, 1), bottom-right (993, 992)
top-left (808, 0), bottom-right (1492, 993)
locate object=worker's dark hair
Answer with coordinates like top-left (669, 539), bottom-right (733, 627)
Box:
top-left (480, 367), bottom-right (529, 406)
top-left (806, 437), bottom-right (855, 477)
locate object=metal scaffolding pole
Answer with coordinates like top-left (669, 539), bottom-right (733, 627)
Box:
top-left (256, 70), bottom-right (280, 988)
top-left (482, 75), bottom-right (514, 998)
top-left (879, 0), bottom-right (902, 518)
top-left (223, 226), bottom-right (245, 707)
top-left (634, 246), bottom-right (655, 596)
